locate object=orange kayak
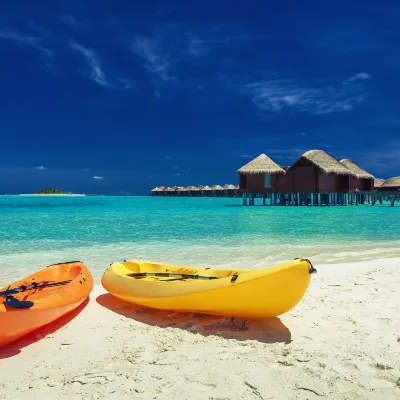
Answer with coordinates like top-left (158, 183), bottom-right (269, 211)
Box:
top-left (0, 261), bottom-right (93, 347)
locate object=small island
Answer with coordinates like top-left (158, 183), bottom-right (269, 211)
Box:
top-left (34, 188), bottom-right (66, 195)
top-left (31, 188), bottom-right (86, 196)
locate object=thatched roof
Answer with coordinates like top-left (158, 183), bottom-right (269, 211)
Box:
top-left (158, 186), bottom-right (166, 190)
top-left (211, 185), bottom-right (224, 190)
top-left (202, 185), bottom-right (212, 191)
top-left (224, 184), bottom-right (236, 190)
top-left (339, 159), bottom-right (374, 179)
top-left (151, 187), bottom-right (161, 192)
top-left (237, 154), bottom-right (285, 175)
top-left (177, 187), bottom-right (187, 192)
top-left (289, 150), bottom-right (352, 176)
top-left (381, 176), bottom-right (400, 188)
top-left (374, 178), bottom-right (385, 187)
top-left (166, 187), bottom-right (177, 192)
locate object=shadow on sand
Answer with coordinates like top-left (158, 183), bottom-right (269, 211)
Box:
top-left (96, 294), bottom-right (291, 344)
top-left (0, 297), bottom-right (90, 359)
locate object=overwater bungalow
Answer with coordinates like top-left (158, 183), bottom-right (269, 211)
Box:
top-left (223, 184), bottom-right (237, 197)
top-left (236, 150), bottom-right (379, 206)
top-left (184, 186), bottom-right (196, 196)
top-left (281, 150), bottom-right (353, 193)
top-left (158, 186), bottom-right (167, 196)
top-left (237, 154), bottom-right (285, 194)
top-left (339, 159), bottom-right (374, 191)
top-left (211, 185), bottom-right (224, 197)
top-left (166, 186), bottom-right (178, 196)
top-left (374, 177), bottom-right (400, 206)
top-left (150, 187), bottom-right (161, 196)
top-left (201, 185), bottom-right (212, 196)
top-left (379, 177), bottom-right (400, 191)
top-left (176, 187), bottom-right (188, 196)
top-left (192, 186), bottom-right (202, 196)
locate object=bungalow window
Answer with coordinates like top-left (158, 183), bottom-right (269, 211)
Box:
top-left (265, 173), bottom-right (271, 189)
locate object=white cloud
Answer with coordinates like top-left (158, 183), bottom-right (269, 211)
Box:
top-left (131, 36), bottom-right (172, 81)
top-left (61, 15), bottom-right (77, 26)
top-left (0, 29), bottom-right (53, 69)
top-left (344, 72), bottom-right (371, 85)
top-left (186, 30), bottom-right (252, 57)
top-left (70, 42), bottom-right (112, 88)
top-left (118, 78), bottom-right (133, 89)
top-left (93, 176), bottom-right (103, 180)
top-left (35, 165), bottom-right (46, 170)
top-left (187, 36), bottom-right (208, 57)
top-left (242, 78), bottom-right (369, 115)
top-left (300, 132), bottom-right (307, 136)
top-left (233, 154), bottom-right (253, 159)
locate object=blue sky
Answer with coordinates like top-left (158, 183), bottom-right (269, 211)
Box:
top-left (0, 1), bottom-right (399, 194)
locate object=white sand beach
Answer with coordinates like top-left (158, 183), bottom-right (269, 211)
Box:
top-left (1, 258), bottom-right (399, 400)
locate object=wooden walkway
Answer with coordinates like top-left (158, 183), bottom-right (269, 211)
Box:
top-left (242, 191), bottom-right (400, 207)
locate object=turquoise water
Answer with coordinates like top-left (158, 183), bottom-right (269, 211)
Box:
top-left (1, 195), bottom-right (400, 285)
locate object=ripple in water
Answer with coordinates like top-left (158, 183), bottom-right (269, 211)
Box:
top-left (1, 196), bottom-right (399, 285)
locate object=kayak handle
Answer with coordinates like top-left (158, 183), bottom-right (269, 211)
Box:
top-left (294, 258), bottom-right (317, 274)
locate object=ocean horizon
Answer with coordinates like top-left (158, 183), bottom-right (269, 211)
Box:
top-left (1, 195), bottom-right (400, 286)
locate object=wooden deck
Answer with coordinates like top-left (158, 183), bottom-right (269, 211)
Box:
top-left (241, 191), bottom-right (400, 206)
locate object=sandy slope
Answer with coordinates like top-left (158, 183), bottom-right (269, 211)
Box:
top-left (1, 258), bottom-right (400, 400)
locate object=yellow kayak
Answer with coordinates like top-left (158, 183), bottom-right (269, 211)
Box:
top-left (101, 258), bottom-right (316, 318)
